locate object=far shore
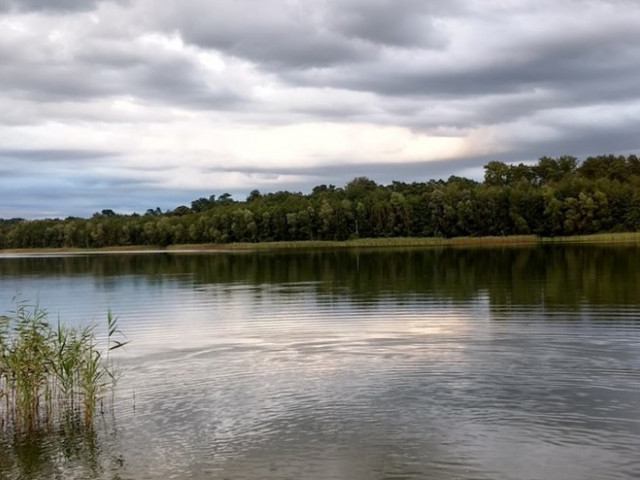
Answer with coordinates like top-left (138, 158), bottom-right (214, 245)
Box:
top-left (2, 232), bottom-right (640, 255)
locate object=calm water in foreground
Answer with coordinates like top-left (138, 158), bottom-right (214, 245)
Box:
top-left (1, 246), bottom-right (640, 480)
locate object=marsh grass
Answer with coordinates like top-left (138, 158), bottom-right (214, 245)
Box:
top-left (165, 235), bottom-right (542, 251)
top-left (0, 300), bottom-right (127, 434)
top-left (165, 232), bottom-right (640, 250)
top-left (3, 232), bottom-right (640, 255)
top-left (540, 232), bottom-right (640, 244)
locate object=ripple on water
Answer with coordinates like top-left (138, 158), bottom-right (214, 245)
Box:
top-left (101, 294), bottom-right (640, 479)
top-left (2, 253), bottom-right (640, 480)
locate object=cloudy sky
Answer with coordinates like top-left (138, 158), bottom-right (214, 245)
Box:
top-left (1, 0), bottom-right (640, 218)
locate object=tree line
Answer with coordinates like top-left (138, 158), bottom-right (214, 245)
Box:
top-left (2, 154), bottom-right (640, 249)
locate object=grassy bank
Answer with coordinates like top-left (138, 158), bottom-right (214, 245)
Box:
top-left (2, 232), bottom-right (640, 255)
top-left (171, 235), bottom-right (542, 250)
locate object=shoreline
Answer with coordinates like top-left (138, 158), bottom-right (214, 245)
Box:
top-left (1, 232), bottom-right (640, 255)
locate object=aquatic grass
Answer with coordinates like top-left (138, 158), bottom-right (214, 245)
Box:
top-left (0, 301), bottom-right (127, 434)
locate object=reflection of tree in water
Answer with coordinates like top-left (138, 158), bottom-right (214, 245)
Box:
top-left (0, 418), bottom-right (125, 480)
top-left (1, 245), bottom-right (640, 309)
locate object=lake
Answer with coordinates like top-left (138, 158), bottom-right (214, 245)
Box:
top-left (1, 245), bottom-right (640, 479)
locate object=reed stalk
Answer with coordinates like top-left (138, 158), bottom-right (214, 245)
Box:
top-left (0, 300), bottom-right (127, 434)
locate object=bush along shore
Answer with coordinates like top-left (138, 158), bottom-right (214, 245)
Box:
top-left (2, 154), bottom-right (640, 250)
top-left (0, 301), bottom-right (127, 433)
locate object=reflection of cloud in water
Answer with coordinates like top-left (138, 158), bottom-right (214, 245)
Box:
top-left (116, 281), bottom-right (484, 361)
top-left (111, 283), bottom-right (491, 477)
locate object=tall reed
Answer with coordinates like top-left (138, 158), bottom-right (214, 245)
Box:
top-left (0, 300), bottom-right (128, 433)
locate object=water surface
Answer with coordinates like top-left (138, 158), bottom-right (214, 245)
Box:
top-left (1, 246), bottom-right (639, 479)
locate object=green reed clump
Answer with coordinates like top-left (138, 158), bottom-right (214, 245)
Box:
top-left (0, 301), bottom-right (128, 433)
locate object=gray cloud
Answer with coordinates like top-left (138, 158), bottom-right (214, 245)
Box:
top-left (0, 0), bottom-right (124, 13)
top-left (224, 159), bottom-right (488, 186)
top-left (0, 39), bottom-right (243, 110)
top-left (0, 148), bottom-right (117, 161)
top-left (161, 3), bottom-right (371, 69)
top-left (288, 16), bottom-right (640, 100)
top-left (0, 8), bottom-right (247, 115)
top-left (505, 121), bottom-right (640, 162)
top-left (0, 0), bottom-right (95, 12)
top-left (159, 0), bottom-right (457, 70)
top-left (1, 0), bottom-right (640, 218)
top-left (329, 0), bottom-right (457, 48)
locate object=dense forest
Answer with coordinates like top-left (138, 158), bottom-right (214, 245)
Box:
top-left (2, 154), bottom-right (640, 249)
